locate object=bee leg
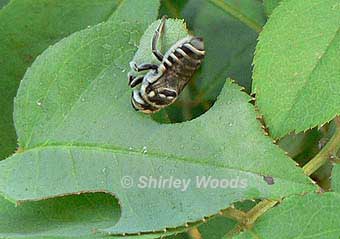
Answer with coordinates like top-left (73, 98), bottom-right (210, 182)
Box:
top-left (152, 16), bottom-right (167, 62)
top-left (130, 62), bottom-right (158, 72)
top-left (128, 73), bottom-right (144, 88)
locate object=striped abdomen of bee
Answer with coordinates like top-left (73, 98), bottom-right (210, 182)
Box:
top-left (128, 16), bottom-right (205, 114)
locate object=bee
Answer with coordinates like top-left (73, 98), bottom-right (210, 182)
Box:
top-left (128, 16), bottom-right (205, 114)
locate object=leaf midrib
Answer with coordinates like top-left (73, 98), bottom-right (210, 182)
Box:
top-left (12, 143), bottom-right (312, 186)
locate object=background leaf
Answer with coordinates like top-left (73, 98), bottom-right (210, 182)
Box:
top-left (0, 0), bottom-right (121, 159)
top-left (234, 193), bottom-right (340, 239)
top-left (199, 216), bottom-right (237, 239)
top-left (263, 0), bottom-right (282, 16)
top-left (0, 0), bottom-right (9, 9)
top-left (0, 11), bottom-right (314, 236)
top-left (181, 0), bottom-right (265, 98)
top-left (253, 0), bottom-right (340, 138)
top-left (159, 0), bottom-right (189, 18)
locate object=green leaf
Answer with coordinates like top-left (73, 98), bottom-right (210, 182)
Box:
top-left (2, 79), bottom-right (315, 235)
top-left (253, 0), bottom-right (340, 139)
top-left (234, 192), bottom-right (340, 239)
top-left (0, 0), bottom-right (122, 159)
top-left (332, 164), bottom-right (340, 193)
top-left (263, 0), bottom-right (282, 16)
top-left (1, 0), bottom-right (314, 236)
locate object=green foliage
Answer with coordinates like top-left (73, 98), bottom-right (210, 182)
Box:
top-left (1, 0), bottom-right (340, 238)
top-left (235, 193), bottom-right (340, 239)
top-left (0, 0), bottom-right (121, 159)
top-left (253, 0), bottom-right (340, 138)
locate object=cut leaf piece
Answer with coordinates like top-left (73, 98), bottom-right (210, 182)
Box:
top-left (2, 2), bottom-right (314, 236)
top-left (235, 193), bottom-right (340, 239)
top-left (0, 0), bottom-right (122, 159)
top-left (253, 0), bottom-right (340, 138)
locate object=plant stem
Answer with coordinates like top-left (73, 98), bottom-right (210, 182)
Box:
top-left (244, 199), bottom-right (277, 227)
top-left (222, 207), bottom-right (247, 222)
top-left (207, 0), bottom-right (263, 33)
top-left (303, 116), bottom-right (340, 176)
top-left (188, 228), bottom-right (203, 239)
top-left (223, 200), bottom-right (277, 238)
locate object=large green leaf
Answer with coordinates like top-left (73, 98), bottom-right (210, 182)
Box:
top-left (235, 193), bottom-right (340, 239)
top-left (1, 0), bottom-right (314, 236)
top-left (0, 0), bottom-right (122, 159)
top-left (2, 79), bottom-right (315, 235)
top-left (253, 0), bottom-right (340, 138)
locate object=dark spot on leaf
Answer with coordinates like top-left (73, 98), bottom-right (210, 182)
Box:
top-left (263, 176), bottom-right (275, 185)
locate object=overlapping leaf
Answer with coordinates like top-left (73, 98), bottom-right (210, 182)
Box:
top-left (235, 193), bottom-right (340, 239)
top-left (253, 0), bottom-right (340, 138)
